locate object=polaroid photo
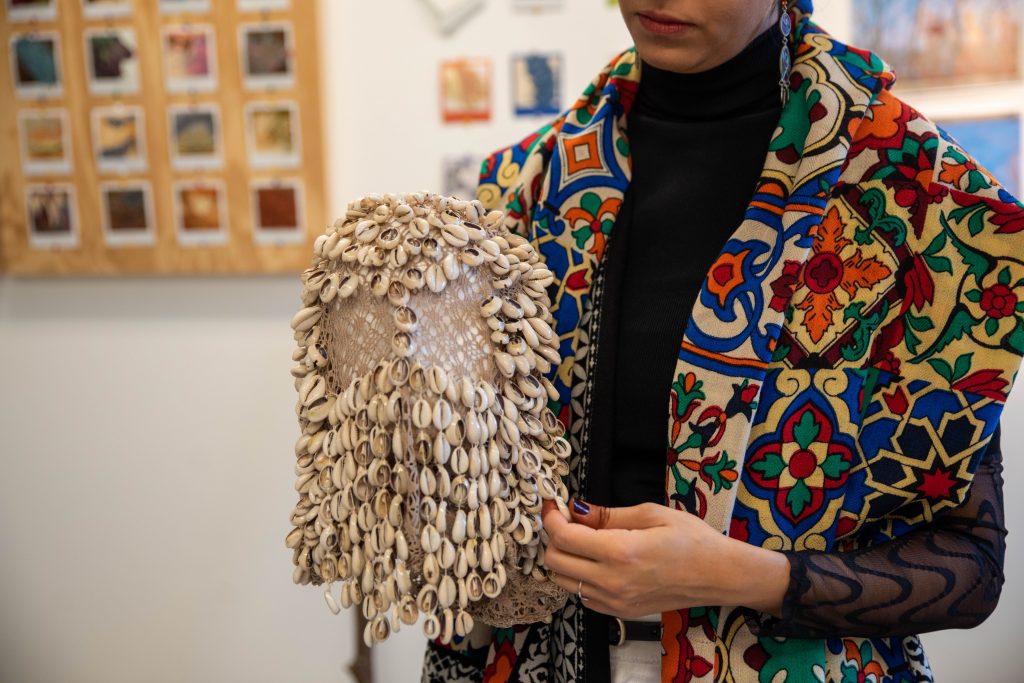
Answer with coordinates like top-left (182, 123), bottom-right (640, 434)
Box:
top-left (240, 22), bottom-right (295, 90)
top-left (237, 0), bottom-right (290, 10)
top-left (6, 0), bottom-right (56, 22)
top-left (25, 183), bottom-right (78, 249)
top-left (441, 154), bottom-right (480, 200)
top-left (162, 24), bottom-right (217, 93)
top-left (18, 108), bottom-right (71, 175)
top-left (81, 0), bottom-right (132, 19)
top-left (440, 57), bottom-right (492, 123)
top-left (251, 178), bottom-right (304, 244)
top-left (245, 101), bottom-right (300, 169)
top-left (168, 104), bottom-right (222, 171)
top-left (173, 179), bottom-right (228, 246)
top-left (100, 180), bottom-right (156, 247)
top-left (10, 32), bottom-right (62, 99)
top-left (84, 27), bottom-right (139, 96)
top-left (159, 0), bottom-right (211, 13)
top-left (511, 52), bottom-right (562, 117)
top-left (92, 105), bottom-right (147, 174)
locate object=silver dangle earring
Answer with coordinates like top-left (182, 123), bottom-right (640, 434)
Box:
top-left (779, 0), bottom-right (792, 106)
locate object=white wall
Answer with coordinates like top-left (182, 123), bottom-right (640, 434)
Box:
top-left (0, 1), bottom-right (1021, 682)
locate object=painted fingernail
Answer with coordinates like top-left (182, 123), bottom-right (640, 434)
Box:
top-left (572, 498), bottom-right (590, 515)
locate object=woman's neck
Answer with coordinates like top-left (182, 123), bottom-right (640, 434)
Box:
top-left (632, 22), bottom-right (784, 122)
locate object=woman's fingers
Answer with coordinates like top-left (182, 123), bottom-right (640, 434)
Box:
top-left (542, 501), bottom-right (617, 561)
top-left (542, 543), bottom-right (604, 586)
top-left (569, 499), bottom-right (671, 531)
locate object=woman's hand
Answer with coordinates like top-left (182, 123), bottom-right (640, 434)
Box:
top-left (540, 499), bottom-right (790, 619)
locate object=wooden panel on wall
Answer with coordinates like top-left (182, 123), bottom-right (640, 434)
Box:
top-left (0, 0), bottom-right (325, 275)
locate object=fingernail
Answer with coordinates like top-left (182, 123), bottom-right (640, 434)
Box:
top-left (572, 498), bottom-right (590, 515)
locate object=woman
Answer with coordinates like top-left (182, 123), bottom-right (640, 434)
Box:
top-left (422, 1), bottom-right (1022, 681)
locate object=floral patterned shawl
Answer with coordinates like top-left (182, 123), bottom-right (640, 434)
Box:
top-left (423, 1), bottom-right (1024, 681)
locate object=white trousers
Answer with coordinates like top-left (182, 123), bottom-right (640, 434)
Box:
top-left (608, 613), bottom-right (663, 683)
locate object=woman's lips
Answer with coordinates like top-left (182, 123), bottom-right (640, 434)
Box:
top-left (637, 12), bottom-right (694, 35)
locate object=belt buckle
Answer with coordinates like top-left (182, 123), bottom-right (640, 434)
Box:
top-left (611, 616), bottom-right (626, 647)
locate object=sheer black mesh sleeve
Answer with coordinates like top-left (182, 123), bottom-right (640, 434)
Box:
top-left (755, 424), bottom-right (1007, 639)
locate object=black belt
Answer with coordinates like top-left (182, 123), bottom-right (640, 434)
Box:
top-left (607, 616), bottom-right (662, 646)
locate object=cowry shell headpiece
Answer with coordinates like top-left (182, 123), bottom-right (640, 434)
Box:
top-left (287, 192), bottom-right (572, 646)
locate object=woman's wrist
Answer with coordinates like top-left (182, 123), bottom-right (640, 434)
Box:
top-left (713, 537), bottom-right (791, 617)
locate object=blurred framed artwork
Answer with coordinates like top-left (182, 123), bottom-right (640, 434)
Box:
top-left (440, 57), bottom-right (492, 123)
top-left (0, 0), bottom-right (325, 275)
top-left (168, 104), bottom-right (222, 171)
top-left (162, 24), bottom-right (217, 93)
top-left (84, 28), bottom-right (139, 96)
top-left (511, 52), bottom-right (562, 117)
top-left (240, 22), bottom-right (295, 90)
top-left (100, 181), bottom-right (156, 247)
top-left (18, 108), bottom-right (71, 176)
top-left (25, 184), bottom-right (78, 249)
top-left (6, 0), bottom-right (56, 22)
top-left (245, 101), bottom-right (301, 169)
top-left (10, 32), bottom-right (62, 99)
top-left (937, 114), bottom-right (1023, 196)
top-left (251, 178), bottom-right (304, 244)
top-left (855, 0), bottom-right (1023, 86)
top-left (92, 105), bottom-right (147, 174)
top-left (173, 180), bottom-right (228, 246)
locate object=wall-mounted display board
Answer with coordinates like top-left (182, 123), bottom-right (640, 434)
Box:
top-left (0, 0), bottom-right (325, 275)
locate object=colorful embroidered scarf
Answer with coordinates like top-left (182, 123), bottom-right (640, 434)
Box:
top-left (427, 1), bottom-right (1024, 681)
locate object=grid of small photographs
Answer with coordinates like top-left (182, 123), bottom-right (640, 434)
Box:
top-left (3, 0), bottom-right (319, 271)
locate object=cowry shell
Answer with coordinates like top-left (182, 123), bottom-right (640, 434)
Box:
top-left (387, 281), bottom-right (409, 306)
top-left (425, 264), bottom-right (447, 293)
top-left (285, 527), bottom-right (304, 549)
top-left (439, 538), bottom-right (456, 569)
top-left (423, 552), bottom-right (441, 585)
top-left (438, 574), bottom-right (456, 609)
top-left (455, 610), bottom-right (474, 637)
top-left (392, 332), bottom-right (415, 357)
top-left (455, 547), bottom-right (469, 578)
top-left (398, 594), bottom-right (418, 625)
top-left (432, 399), bottom-right (453, 431)
top-left (420, 524), bottom-right (442, 553)
top-left (460, 247), bottom-right (484, 267)
top-left (482, 572), bottom-right (501, 598)
top-left (393, 306), bottom-right (418, 332)
top-left (412, 399), bottom-right (432, 429)
top-left (427, 366), bottom-right (448, 395)
top-left (442, 253), bottom-right (461, 280)
top-left (355, 219), bottom-right (379, 242)
top-left (370, 272), bottom-right (390, 297)
top-left (417, 583), bottom-right (439, 612)
top-left (480, 295), bottom-right (502, 317)
top-left (395, 528), bottom-right (409, 561)
top-left (423, 612), bottom-right (441, 640)
top-left (451, 509), bottom-right (468, 544)
top-left (401, 267), bottom-right (424, 291)
top-left (291, 306), bottom-right (321, 332)
top-left (441, 224), bottom-right (469, 247)
top-left (324, 584), bottom-right (341, 614)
